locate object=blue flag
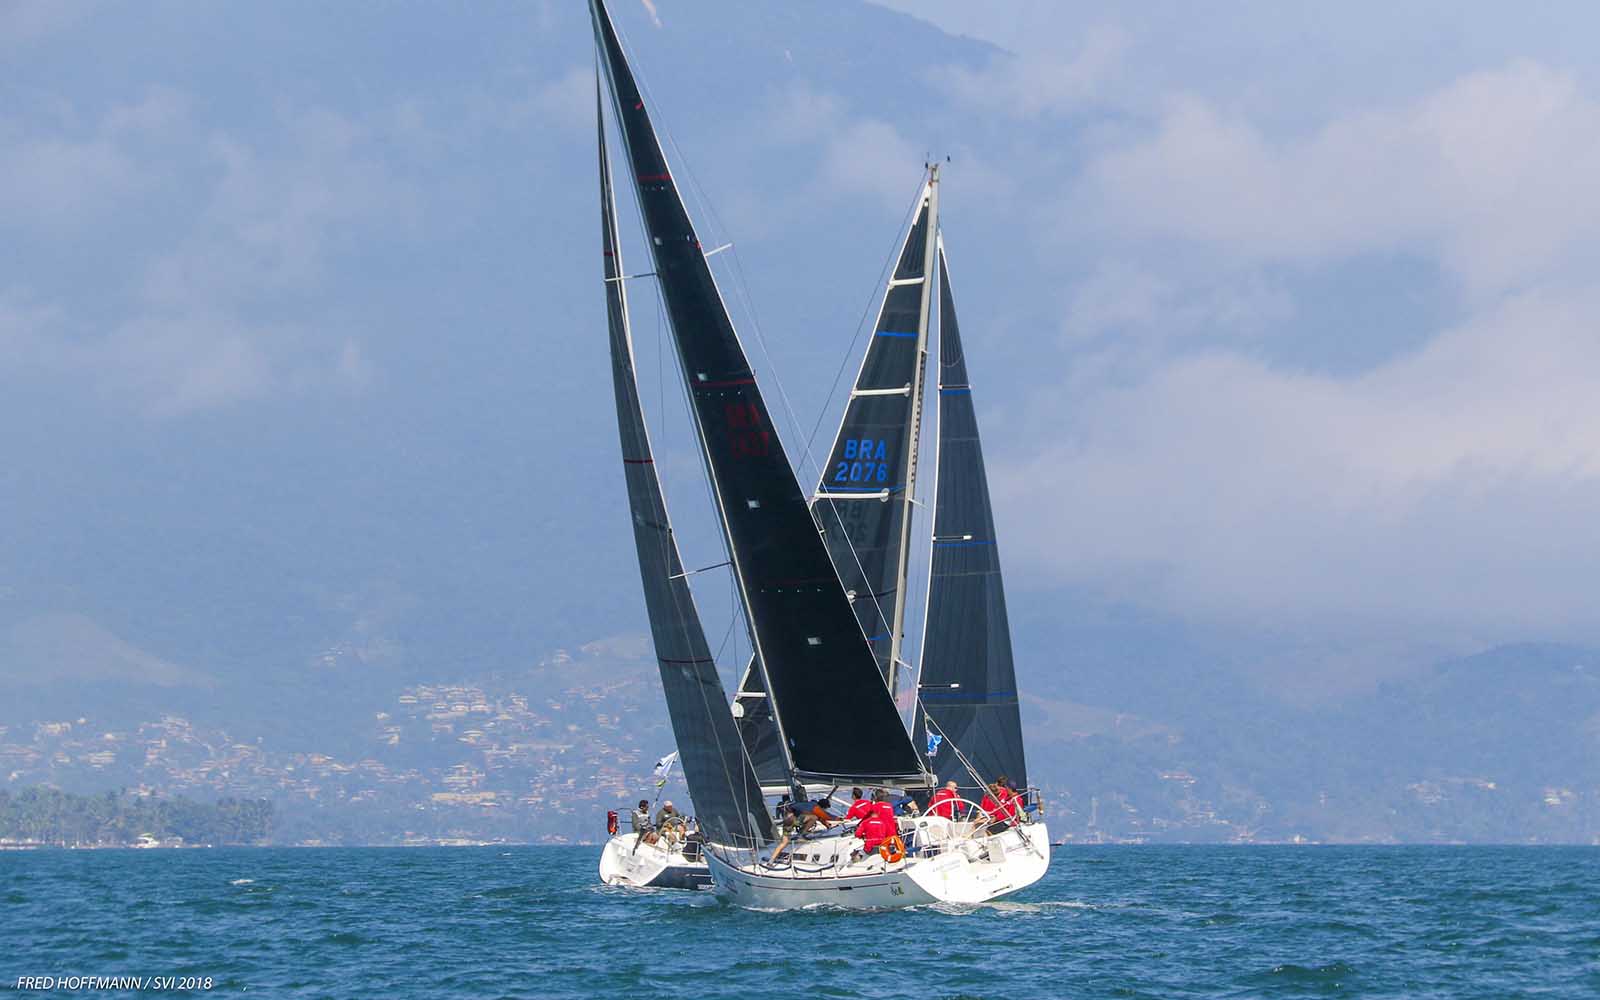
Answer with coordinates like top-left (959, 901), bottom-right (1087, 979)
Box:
top-left (925, 733), bottom-right (943, 758)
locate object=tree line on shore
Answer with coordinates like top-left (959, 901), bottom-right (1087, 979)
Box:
top-left (0, 788), bottom-right (273, 846)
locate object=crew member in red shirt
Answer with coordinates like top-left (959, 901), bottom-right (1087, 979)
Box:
top-left (855, 790), bottom-right (899, 852)
top-left (844, 787), bottom-right (873, 823)
top-left (980, 782), bottom-right (1010, 831)
top-left (873, 790), bottom-right (898, 830)
top-left (929, 780), bottom-right (961, 820)
top-left (998, 776), bottom-right (1024, 823)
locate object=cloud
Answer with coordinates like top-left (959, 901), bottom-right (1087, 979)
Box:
top-left (940, 25), bottom-right (1127, 118)
top-left (0, 294), bottom-right (367, 417)
top-left (527, 65), bottom-right (597, 132)
top-left (0, 291), bottom-right (63, 367)
top-left (0, 0), bottom-right (91, 51)
top-left (0, 94), bottom-right (404, 416)
top-left (899, 46), bottom-right (1600, 649)
top-left (143, 108), bottom-right (409, 306)
top-left (0, 133), bottom-right (137, 230)
top-left (762, 86), bottom-right (923, 208)
top-left (0, 88), bottom-right (190, 231)
top-left (1062, 263), bottom-right (1295, 345)
top-left (1078, 62), bottom-right (1600, 294)
top-left (998, 285), bottom-right (1600, 638)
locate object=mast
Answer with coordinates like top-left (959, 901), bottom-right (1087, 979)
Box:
top-left (914, 235), bottom-right (1029, 795)
top-left (893, 164), bottom-right (938, 698)
top-left (597, 82), bottom-right (772, 845)
top-left (590, 0), bottom-right (927, 787)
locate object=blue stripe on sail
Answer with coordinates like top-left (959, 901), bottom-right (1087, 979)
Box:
top-left (934, 539), bottom-right (995, 547)
top-left (824, 484), bottom-right (904, 493)
top-left (875, 330), bottom-right (917, 338)
top-left (864, 634), bottom-right (890, 641)
top-left (920, 689), bottom-right (1017, 702)
top-left (939, 387), bottom-right (971, 395)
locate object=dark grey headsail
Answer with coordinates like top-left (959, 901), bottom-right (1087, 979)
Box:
top-left (813, 179), bottom-right (937, 697)
top-left (915, 240), bottom-right (1029, 795)
top-left (598, 87), bottom-right (772, 847)
top-left (591, 0), bottom-right (926, 786)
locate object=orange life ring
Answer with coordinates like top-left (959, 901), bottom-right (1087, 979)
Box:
top-left (878, 835), bottom-right (906, 864)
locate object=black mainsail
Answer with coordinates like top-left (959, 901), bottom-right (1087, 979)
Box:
top-left (591, 0), bottom-right (925, 786)
top-left (813, 179), bottom-right (937, 697)
top-left (598, 88), bottom-right (772, 846)
top-left (915, 239), bottom-right (1029, 795)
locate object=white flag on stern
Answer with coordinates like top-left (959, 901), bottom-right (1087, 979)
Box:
top-left (652, 751), bottom-right (679, 787)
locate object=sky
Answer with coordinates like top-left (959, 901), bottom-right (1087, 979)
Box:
top-left (875, 0), bottom-right (1600, 645)
top-left (4, 0), bottom-right (1599, 711)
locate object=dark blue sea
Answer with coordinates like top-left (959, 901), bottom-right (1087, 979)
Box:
top-left (4, 845), bottom-right (1598, 997)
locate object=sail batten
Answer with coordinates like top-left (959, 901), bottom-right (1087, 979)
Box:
top-left (591, 0), bottom-right (926, 786)
top-left (915, 238), bottom-right (1029, 795)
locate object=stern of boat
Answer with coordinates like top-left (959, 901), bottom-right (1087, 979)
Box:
top-left (903, 818), bottom-right (1050, 905)
top-left (598, 834), bottom-right (677, 888)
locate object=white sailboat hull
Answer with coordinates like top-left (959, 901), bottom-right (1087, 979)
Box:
top-left (706, 818), bottom-right (1050, 909)
top-left (598, 834), bottom-right (712, 891)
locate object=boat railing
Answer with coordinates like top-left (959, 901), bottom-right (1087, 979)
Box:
top-left (904, 796), bottom-right (1008, 861)
top-left (1021, 785), bottom-right (1045, 817)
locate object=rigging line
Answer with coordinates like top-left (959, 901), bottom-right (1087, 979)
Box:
top-left (617, 10), bottom-right (917, 708)
top-left (609, 14), bottom-right (761, 669)
top-left (804, 180), bottom-right (924, 457)
top-left (658, 286), bottom-right (670, 468)
top-left (803, 176), bottom-right (933, 678)
top-left (918, 709), bottom-right (992, 799)
top-left (925, 711), bottom-right (1041, 858)
top-left (709, 597), bottom-right (737, 665)
top-left (624, 37), bottom-right (824, 484)
top-left (605, 58), bottom-right (667, 445)
top-left (607, 56), bottom-right (731, 627)
top-left (717, 244), bottom-right (815, 471)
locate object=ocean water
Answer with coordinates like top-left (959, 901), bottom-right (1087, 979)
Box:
top-left (4, 845), bottom-right (1598, 998)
